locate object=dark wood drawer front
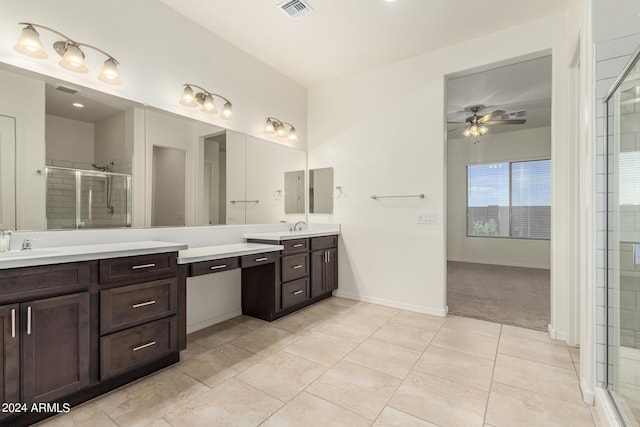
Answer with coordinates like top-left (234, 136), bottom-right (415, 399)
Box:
top-left (100, 278), bottom-right (177, 334)
top-left (311, 235), bottom-right (338, 251)
top-left (99, 252), bottom-right (177, 285)
top-left (190, 257), bottom-right (239, 277)
top-left (0, 263), bottom-right (89, 304)
top-left (282, 278), bottom-right (309, 309)
top-left (281, 253), bottom-right (309, 283)
top-left (100, 316), bottom-right (177, 380)
top-left (282, 239), bottom-right (309, 255)
top-left (241, 252), bottom-right (277, 268)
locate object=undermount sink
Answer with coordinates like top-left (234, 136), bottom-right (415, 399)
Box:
top-left (0, 250), bottom-right (59, 259)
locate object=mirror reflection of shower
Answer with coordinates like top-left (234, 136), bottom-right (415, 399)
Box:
top-left (92, 162), bottom-right (115, 215)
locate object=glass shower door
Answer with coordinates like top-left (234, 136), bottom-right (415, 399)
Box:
top-left (606, 50), bottom-right (640, 426)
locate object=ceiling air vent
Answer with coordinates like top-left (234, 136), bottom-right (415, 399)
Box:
top-left (55, 84), bottom-right (79, 95)
top-left (278, 0), bottom-right (314, 19)
top-left (501, 110), bottom-right (527, 120)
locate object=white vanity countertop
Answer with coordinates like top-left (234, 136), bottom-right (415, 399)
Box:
top-left (243, 230), bottom-right (340, 242)
top-left (177, 243), bottom-right (284, 264)
top-left (0, 241), bottom-right (188, 269)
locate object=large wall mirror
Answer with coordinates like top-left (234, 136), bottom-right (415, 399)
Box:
top-left (0, 64), bottom-right (307, 231)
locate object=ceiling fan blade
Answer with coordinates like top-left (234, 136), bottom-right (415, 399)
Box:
top-left (484, 119), bottom-right (527, 125)
top-left (478, 110), bottom-right (505, 123)
top-left (447, 121), bottom-right (467, 124)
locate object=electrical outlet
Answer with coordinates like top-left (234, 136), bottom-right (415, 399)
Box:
top-left (418, 213), bottom-right (437, 224)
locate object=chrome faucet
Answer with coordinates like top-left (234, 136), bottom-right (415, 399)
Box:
top-left (292, 221), bottom-right (306, 232)
top-left (21, 239), bottom-right (33, 251)
top-left (0, 230), bottom-right (12, 252)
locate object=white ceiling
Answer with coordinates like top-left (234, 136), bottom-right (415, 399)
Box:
top-left (45, 82), bottom-right (135, 123)
top-left (160, 0), bottom-right (567, 88)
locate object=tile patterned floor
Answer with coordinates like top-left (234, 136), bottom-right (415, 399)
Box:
top-left (39, 297), bottom-right (596, 427)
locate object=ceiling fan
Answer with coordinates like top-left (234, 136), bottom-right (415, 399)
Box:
top-left (448, 104), bottom-right (527, 141)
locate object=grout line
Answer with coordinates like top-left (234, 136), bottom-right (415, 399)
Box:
top-left (482, 323), bottom-right (502, 425)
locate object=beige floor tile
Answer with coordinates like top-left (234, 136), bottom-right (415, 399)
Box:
top-left (284, 331), bottom-right (359, 367)
top-left (175, 343), bottom-right (263, 388)
top-left (391, 311), bottom-right (446, 331)
top-left (498, 333), bottom-right (574, 370)
top-left (95, 368), bottom-right (210, 427)
top-left (237, 351), bottom-right (327, 401)
top-left (36, 401), bottom-right (117, 427)
top-left (146, 419), bottom-right (172, 427)
top-left (178, 341), bottom-right (208, 362)
top-left (262, 391), bottom-right (371, 427)
top-left (569, 345), bottom-right (581, 364)
top-left (374, 406), bottom-right (438, 426)
top-left (307, 299), bottom-right (354, 315)
top-left (431, 327), bottom-right (498, 360)
top-left (163, 378), bottom-right (283, 427)
top-left (486, 382), bottom-right (594, 427)
top-left (188, 321), bottom-right (253, 349)
top-left (228, 314), bottom-right (271, 331)
top-left (349, 303), bottom-right (400, 324)
top-left (501, 324), bottom-right (561, 345)
top-left (492, 354), bottom-right (583, 406)
top-left (373, 322), bottom-right (436, 351)
top-left (230, 325), bottom-right (303, 356)
top-left (316, 316), bottom-right (381, 343)
top-left (307, 360), bottom-right (401, 420)
top-left (414, 345), bottom-right (494, 392)
top-left (324, 297), bottom-right (361, 308)
top-left (445, 316), bottom-right (501, 338)
top-left (271, 307), bottom-right (331, 333)
top-left (345, 338), bottom-right (421, 379)
top-left (389, 371), bottom-right (488, 427)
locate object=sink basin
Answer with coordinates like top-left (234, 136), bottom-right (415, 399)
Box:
top-left (0, 250), bottom-right (59, 259)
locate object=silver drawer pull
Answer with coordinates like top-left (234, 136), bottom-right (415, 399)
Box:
top-left (27, 306), bottom-right (31, 335)
top-left (133, 341), bottom-right (156, 352)
top-left (293, 290), bottom-right (303, 295)
top-left (292, 265), bottom-right (303, 269)
top-left (255, 257), bottom-right (268, 262)
top-left (132, 300), bottom-right (156, 308)
top-left (210, 264), bottom-right (227, 270)
top-left (11, 309), bottom-right (15, 338)
top-left (293, 244), bottom-right (304, 248)
top-left (132, 263), bottom-right (156, 270)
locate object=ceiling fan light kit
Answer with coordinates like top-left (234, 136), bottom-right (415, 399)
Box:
top-left (448, 104), bottom-right (527, 143)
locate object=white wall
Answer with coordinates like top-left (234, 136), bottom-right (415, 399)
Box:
top-left (0, 69), bottom-right (46, 230)
top-left (45, 115), bottom-right (94, 165)
top-left (593, 0), bottom-right (640, 43)
top-left (447, 127), bottom-right (552, 269)
top-left (0, 0), bottom-right (307, 149)
top-left (152, 146), bottom-right (186, 227)
top-left (94, 111), bottom-right (127, 166)
top-left (308, 14), bottom-right (571, 321)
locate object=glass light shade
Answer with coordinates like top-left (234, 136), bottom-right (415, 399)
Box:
top-left (58, 44), bottom-right (89, 73)
top-left (221, 101), bottom-right (233, 119)
top-left (179, 86), bottom-right (197, 107)
top-left (276, 123), bottom-right (286, 137)
top-left (201, 94), bottom-right (217, 114)
top-left (13, 25), bottom-right (48, 59)
top-left (98, 58), bottom-right (123, 85)
top-left (288, 127), bottom-right (297, 141)
top-left (264, 119), bottom-right (275, 133)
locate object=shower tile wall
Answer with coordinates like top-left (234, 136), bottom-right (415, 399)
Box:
top-left (596, 32), bottom-right (640, 386)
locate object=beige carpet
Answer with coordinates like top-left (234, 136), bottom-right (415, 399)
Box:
top-left (447, 261), bottom-right (550, 331)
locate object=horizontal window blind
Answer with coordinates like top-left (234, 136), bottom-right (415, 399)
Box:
top-left (511, 160), bottom-right (551, 239)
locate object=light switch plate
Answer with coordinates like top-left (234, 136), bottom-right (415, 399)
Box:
top-left (418, 213), bottom-right (437, 224)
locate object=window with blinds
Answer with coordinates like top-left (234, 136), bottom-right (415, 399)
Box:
top-left (467, 159), bottom-right (551, 239)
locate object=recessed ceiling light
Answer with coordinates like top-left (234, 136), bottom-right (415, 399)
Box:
top-left (72, 102), bottom-right (84, 108)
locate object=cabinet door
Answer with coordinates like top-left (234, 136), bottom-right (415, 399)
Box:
top-left (22, 293), bottom-right (90, 404)
top-left (325, 248), bottom-right (338, 292)
top-left (310, 250), bottom-right (325, 298)
top-left (0, 304), bottom-right (19, 405)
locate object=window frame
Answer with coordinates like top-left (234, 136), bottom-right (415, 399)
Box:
top-left (465, 157), bottom-right (551, 241)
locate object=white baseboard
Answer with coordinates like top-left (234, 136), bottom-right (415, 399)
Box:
top-left (333, 290), bottom-right (447, 317)
top-left (548, 324), bottom-right (567, 343)
top-left (447, 257), bottom-right (550, 270)
top-left (186, 308), bottom-right (242, 335)
top-left (595, 387), bottom-right (622, 427)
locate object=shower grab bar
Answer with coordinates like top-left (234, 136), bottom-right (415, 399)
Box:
top-left (634, 243), bottom-right (640, 265)
top-left (371, 194), bottom-right (425, 200)
top-left (230, 200), bottom-right (259, 204)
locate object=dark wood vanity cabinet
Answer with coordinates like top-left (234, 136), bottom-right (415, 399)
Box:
top-left (0, 304), bottom-right (19, 405)
top-left (311, 247), bottom-right (337, 297)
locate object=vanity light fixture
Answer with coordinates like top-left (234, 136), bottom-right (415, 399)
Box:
top-left (179, 84), bottom-right (233, 119)
top-left (264, 117), bottom-right (297, 141)
top-left (13, 23), bottom-right (123, 85)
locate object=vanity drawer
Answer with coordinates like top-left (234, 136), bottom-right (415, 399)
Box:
top-left (100, 316), bottom-right (177, 380)
top-left (281, 253), bottom-right (309, 283)
top-left (281, 239), bottom-right (309, 255)
top-left (282, 278), bottom-right (309, 309)
top-left (0, 262), bottom-right (89, 304)
top-left (100, 278), bottom-right (177, 334)
top-left (311, 235), bottom-right (338, 251)
top-left (241, 252), bottom-right (277, 268)
top-left (99, 252), bottom-right (177, 285)
top-left (190, 257), bottom-right (239, 277)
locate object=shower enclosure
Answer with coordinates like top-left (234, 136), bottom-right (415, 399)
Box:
top-left (605, 45), bottom-right (640, 425)
top-left (46, 166), bottom-right (132, 229)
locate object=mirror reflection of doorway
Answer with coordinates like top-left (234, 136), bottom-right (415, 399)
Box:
top-left (203, 134), bottom-right (226, 225)
top-left (152, 146), bottom-right (186, 226)
top-left (0, 115), bottom-right (16, 230)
